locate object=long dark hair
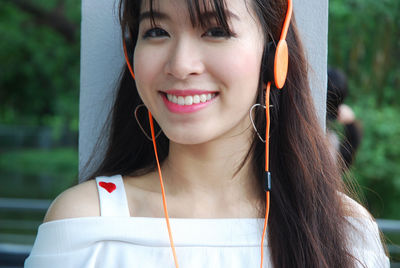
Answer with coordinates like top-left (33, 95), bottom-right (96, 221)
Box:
top-left (85, 0), bottom-right (370, 267)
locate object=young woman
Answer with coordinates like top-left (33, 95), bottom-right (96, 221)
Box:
top-left (25, 0), bottom-right (389, 267)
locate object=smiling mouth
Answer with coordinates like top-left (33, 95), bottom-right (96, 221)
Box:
top-left (160, 92), bottom-right (219, 106)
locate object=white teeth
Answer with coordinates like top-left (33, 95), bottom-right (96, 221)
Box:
top-left (200, 94), bottom-right (207, 103)
top-left (184, 96), bottom-right (193, 105)
top-left (177, 96), bottom-right (185, 105)
top-left (166, 93), bottom-right (216, 105)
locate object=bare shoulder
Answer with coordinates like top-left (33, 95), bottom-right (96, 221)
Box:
top-left (43, 179), bottom-right (100, 223)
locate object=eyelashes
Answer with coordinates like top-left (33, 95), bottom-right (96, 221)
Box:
top-left (142, 27), bottom-right (170, 39)
top-left (202, 27), bottom-right (236, 38)
top-left (141, 26), bottom-right (236, 39)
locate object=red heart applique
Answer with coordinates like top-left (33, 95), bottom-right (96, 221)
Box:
top-left (99, 182), bottom-right (116, 193)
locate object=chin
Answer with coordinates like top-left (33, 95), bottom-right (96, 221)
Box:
top-left (168, 136), bottom-right (211, 146)
top-left (165, 129), bottom-right (215, 146)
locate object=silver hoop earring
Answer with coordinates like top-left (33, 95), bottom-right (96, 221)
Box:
top-left (134, 104), bottom-right (162, 141)
top-left (249, 103), bottom-right (273, 143)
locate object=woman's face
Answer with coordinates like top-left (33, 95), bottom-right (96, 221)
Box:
top-left (134, 0), bottom-right (264, 145)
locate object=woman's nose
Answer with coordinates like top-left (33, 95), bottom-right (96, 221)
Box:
top-left (164, 37), bottom-right (205, 80)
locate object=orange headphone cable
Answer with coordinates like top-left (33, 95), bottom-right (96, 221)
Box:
top-left (147, 84), bottom-right (271, 268)
top-left (124, 40), bottom-right (178, 266)
top-left (148, 111), bottom-right (180, 268)
top-left (148, 106), bottom-right (270, 268)
top-left (123, 39), bottom-right (136, 80)
top-left (260, 82), bottom-right (272, 268)
top-left (132, 58), bottom-right (272, 268)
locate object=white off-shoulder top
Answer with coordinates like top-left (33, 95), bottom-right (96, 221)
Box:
top-left (24, 175), bottom-right (390, 267)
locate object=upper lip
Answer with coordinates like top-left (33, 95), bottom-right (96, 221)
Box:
top-left (161, 89), bottom-right (218, 96)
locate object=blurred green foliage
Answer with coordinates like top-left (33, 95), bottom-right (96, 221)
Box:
top-left (351, 105), bottom-right (400, 219)
top-left (0, 0), bottom-right (80, 130)
top-left (0, 0), bottom-right (80, 197)
top-left (329, 0), bottom-right (400, 219)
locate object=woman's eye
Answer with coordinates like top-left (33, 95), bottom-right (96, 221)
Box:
top-left (202, 27), bottom-right (231, 38)
top-left (142, 27), bottom-right (169, 39)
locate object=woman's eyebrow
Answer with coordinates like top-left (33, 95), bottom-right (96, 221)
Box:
top-left (139, 11), bottom-right (170, 23)
top-left (138, 10), bottom-right (239, 23)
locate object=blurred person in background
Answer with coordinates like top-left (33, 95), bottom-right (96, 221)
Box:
top-left (327, 67), bottom-right (363, 171)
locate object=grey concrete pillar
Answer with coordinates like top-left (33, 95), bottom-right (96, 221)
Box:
top-left (79, 0), bottom-right (328, 181)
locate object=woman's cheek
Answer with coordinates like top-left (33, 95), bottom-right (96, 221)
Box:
top-left (208, 46), bottom-right (261, 89)
top-left (134, 47), bottom-right (160, 85)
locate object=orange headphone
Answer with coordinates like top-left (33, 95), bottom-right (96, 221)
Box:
top-left (122, 0), bottom-right (292, 267)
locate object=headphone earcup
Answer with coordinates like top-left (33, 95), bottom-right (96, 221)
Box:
top-left (261, 40), bottom-right (289, 89)
top-left (274, 40), bottom-right (289, 89)
top-left (261, 42), bottom-right (276, 85)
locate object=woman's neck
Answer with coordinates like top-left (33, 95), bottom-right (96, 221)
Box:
top-left (159, 136), bottom-right (262, 214)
